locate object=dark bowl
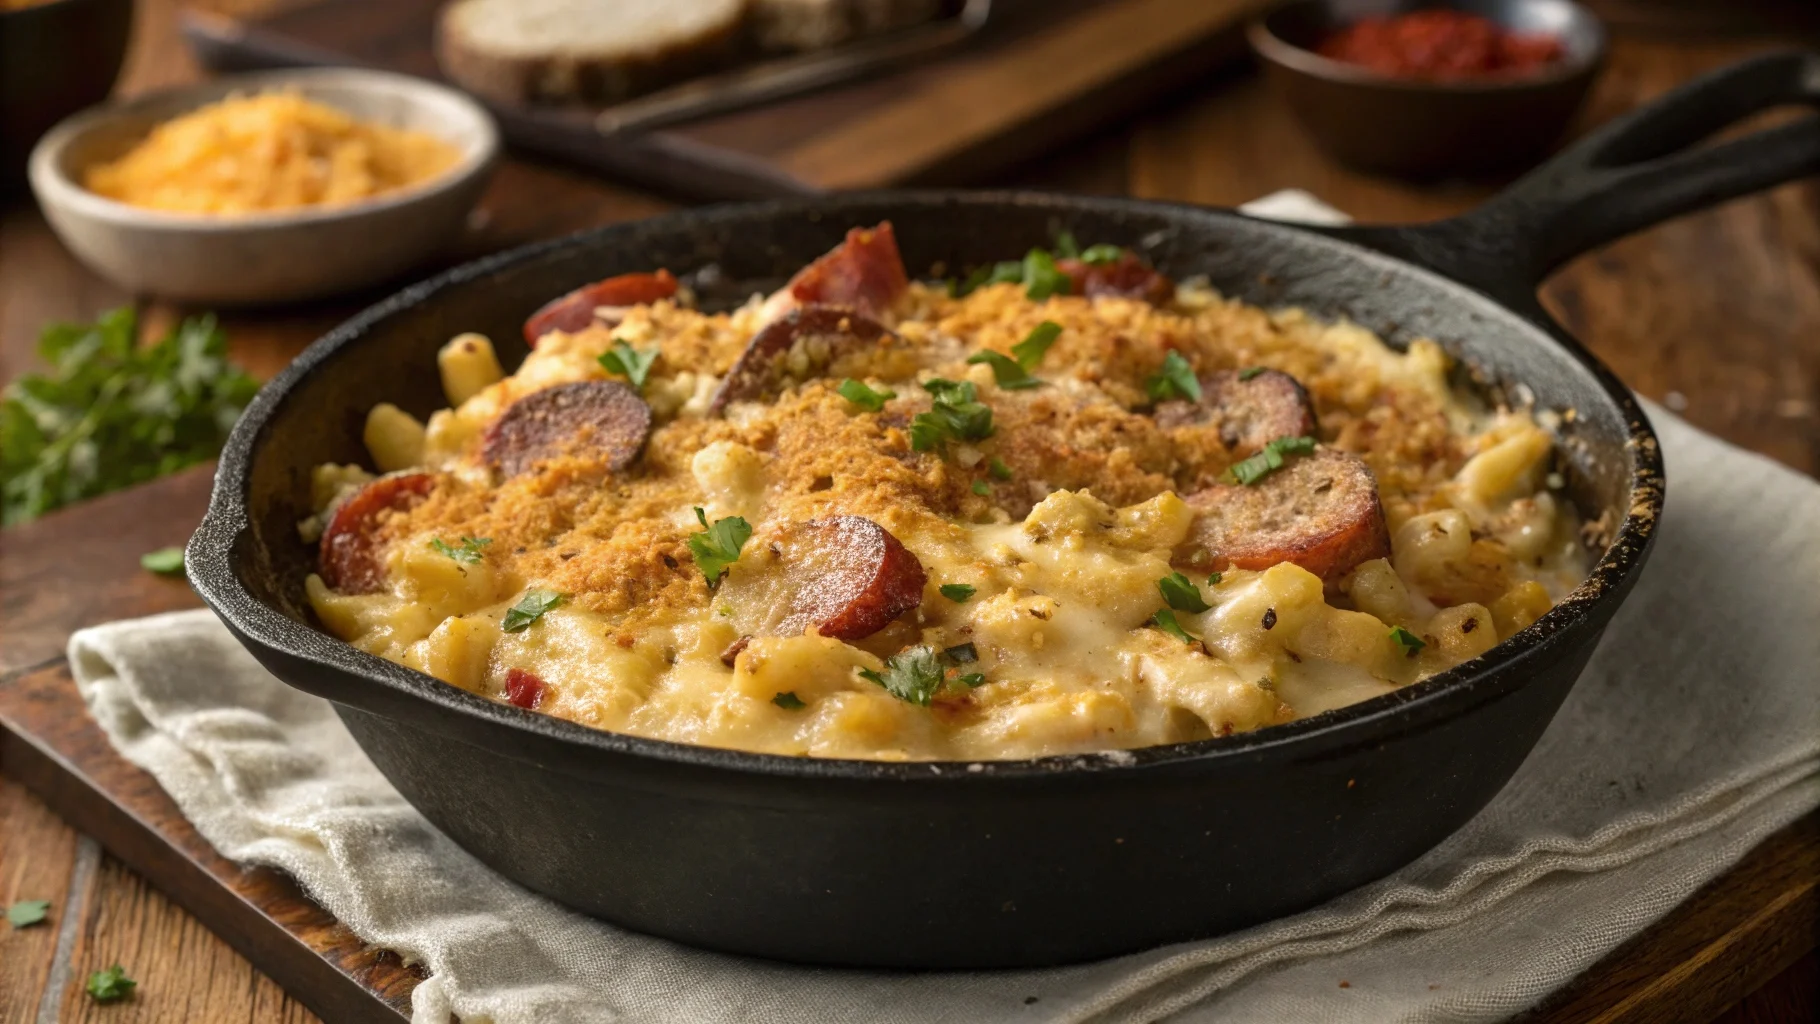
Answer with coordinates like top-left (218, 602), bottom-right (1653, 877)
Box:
top-left (1250, 0), bottom-right (1608, 177)
top-left (186, 52), bottom-right (1820, 968)
top-left (0, 0), bottom-right (133, 191)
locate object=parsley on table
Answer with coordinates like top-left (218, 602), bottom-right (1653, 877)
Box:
top-left (1238, 365), bottom-right (1269, 381)
top-left (597, 339), bottom-right (658, 393)
top-left (971, 479), bottom-right (992, 496)
top-left (910, 378), bottom-right (994, 453)
top-left (429, 536), bottom-right (492, 565)
top-left (772, 691), bottom-right (807, 710)
top-left (501, 589), bottom-right (564, 632)
top-left (837, 378), bottom-right (895, 412)
top-left (1145, 350), bottom-right (1202, 403)
top-left (1010, 321), bottom-right (1062, 369)
top-left (8, 900), bottom-right (50, 928)
top-left (1390, 625), bottom-right (1427, 657)
top-left (939, 583), bottom-right (976, 602)
top-left (1150, 608), bottom-right (1201, 645)
top-left (1224, 436), bottom-right (1317, 486)
top-left (85, 964), bottom-right (136, 1003)
top-left (859, 646), bottom-right (947, 706)
top-left (1, 308), bottom-right (258, 527)
top-left (139, 547), bottom-right (184, 575)
top-left (1022, 249), bottom-right (1072, 301)
top-left (1079, 243), bottom-right (1125, 265)
top-left (688, 507), bottom-right (752, 585)
top-left (988, 457), bottom-right (1013, 481)
top-left (966, 350), bottom-right (1041, 390)
top-left (1156, 572), bottom-right (1210, 613)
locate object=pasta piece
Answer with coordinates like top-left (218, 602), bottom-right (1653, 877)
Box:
top-left (364, 403), bottom-right (427, 472)
top-left (438, 332), bottom-right (505, 406)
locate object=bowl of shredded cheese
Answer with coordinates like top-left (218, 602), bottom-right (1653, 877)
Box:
top-left (28, 68), bottom-right (499, 304)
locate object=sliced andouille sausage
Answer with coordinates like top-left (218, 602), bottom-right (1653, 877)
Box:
top-left (720, 516), bottom-right (927, 641)
top-left (708, 304), bottom-right (894, 414)
top-left (504, 667), bottom-right (548, 709)
top-left (481, 380), bottom-right (653, 478)
top-left (761, 222), bottom-right (909, 324)
top-left (1176, 449), bottom-right (1389, 582)
top-left (523, 269), bottom-right (679, 345)
top-left (1056, 250), bottom-right (1174, 305)
top-left (1155, 369), bottom-right (1318, 456)
top-left (318, 472), bottom-right (435, 594)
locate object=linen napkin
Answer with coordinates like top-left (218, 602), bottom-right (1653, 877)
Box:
top-left (67, 195), bottom-right (1820, 1023)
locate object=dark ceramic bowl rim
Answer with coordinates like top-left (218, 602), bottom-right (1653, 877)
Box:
top-left (1249, 0), bottom-right (1608, 94)
top-left (188, 189), bottom-right (1662, 784)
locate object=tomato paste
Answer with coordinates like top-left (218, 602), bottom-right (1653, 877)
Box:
top-left (1317, 10), bottom-right (1564, 81)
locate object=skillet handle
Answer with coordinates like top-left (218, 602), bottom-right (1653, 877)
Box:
top-left (1342, 51), bottom-right (1820, 308)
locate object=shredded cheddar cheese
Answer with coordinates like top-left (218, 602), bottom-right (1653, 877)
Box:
top-left (84, 92), bottom-right (461, 215)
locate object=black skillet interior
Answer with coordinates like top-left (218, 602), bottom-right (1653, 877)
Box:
top-left (185, 53), bottom-right (1820, 967)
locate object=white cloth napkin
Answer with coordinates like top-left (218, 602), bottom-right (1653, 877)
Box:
top-left (68, 194), bottom-right (1820, 1023)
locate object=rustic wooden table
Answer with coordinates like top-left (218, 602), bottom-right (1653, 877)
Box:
top-left (3, 0), bottom-right (1818, 1020)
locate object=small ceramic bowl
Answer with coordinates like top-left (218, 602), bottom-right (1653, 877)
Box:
top-left (1250, 0), bottom-right (1607, 178)
top-left (28, 67), bottom-right (499, 305)
top-left (1, 0), bottom-right (133, 191)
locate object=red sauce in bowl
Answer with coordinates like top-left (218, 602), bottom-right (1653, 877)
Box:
top-left (1317, 10), bottom-right (1565, 81)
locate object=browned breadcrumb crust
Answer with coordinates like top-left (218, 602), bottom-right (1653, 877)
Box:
top-left (377, 282), bottom-right (1475, 627)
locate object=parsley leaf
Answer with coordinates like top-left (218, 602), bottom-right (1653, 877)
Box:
top-left (429, 536), bottom-right (492, 565)
top-left (910, 378), bottom-right (995, 453)
top-left (1157, 572), bottom-right (1210, 613)
top-left (771, 691), bottom-right (807, 710)
top-left (140, 547), bottom-right (184, 575)
top-left (859, 646), bottom-right (947, 706)
top-left (1079, 243), bottom-right (1125, 265)
top-left (971, 479), bottom-right (992, 496)
top-left (2, 309), bottom-right (258, 527)
top-left (988, 457), bottom-right (1013, 480)
top-left (939, 583), bottom-right (976, 602)
top-left (1145, 350), bottom-right (1202, 403)
top-left (501, 588), bottom-right (564, 632)
top-left (1390, 625), bottom-right (1427, 657)
top-left (1206, 571), bottom-right (1223, 587)
top-left (1150, 608), bottom-right (1201, 645)
top-left (1238, 365), bottom-right (1268, 381)
top-left (8, 900), bottom-right (50, 928)
top-left (1053, 229), bottom-right (1081, 259)
top-left (967, 350), bottom-right (1041, 390)
top-left (688, 507), bottom-right (752, 584)
top-left (956, 672), bottom-right (987, 688)
top-left (1010, 321), bottom-right (1062, 370)
top-left (1224, 435), bottom-right (1317, 486)
top-left (597, 339), bottom-right (658, 393)
top-left (837, 378), bottom-right (895, 412)
top-left (85, 964), bottom-right (136, 1003)
top-left (1022, 249), bottom-right (1072, 301)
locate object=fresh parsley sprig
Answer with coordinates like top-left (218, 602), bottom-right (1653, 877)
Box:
top-left (598, 339), bottom-right (658, 393)
top-left (1145, 350), bottom-right (1202, 403)
top-left (430, 536), bottom-right (492, 565)
top-left (860, 644), bottom-right (989, 705)
top-left (910, 378), bottom-right (995, 453)
top-left (140, 547), bottom-right (184, 575)
top-left (1224, 436), bottom-right (1317, 486)
top-left (689, 507), bottom-right (752, 585)
top-left (967, 320), bottom-right (1064, 390)
top-left (954, 248), bottom-right (1075, 300)
top-left (86, 964), bottom-right (136, 1003)
top-left (1150, 608), bottom-right (1201, 646)
top-left (502, 589), bottom-right (564, 632)
top-left (8, 900), bottom-right (50, 928)
top-left (772, 691), bottom-right (807, 710)
top-left (1390, 625), bottom-right (1427, 657)
top-left (1156, 572), bottom-right (1210, 614)
top-left (1079, 243), bottom-right (1124, 265)
top-left (939, 583), bottom-right (976, 602)
top-left (838, 378), bottom-right (895, 412)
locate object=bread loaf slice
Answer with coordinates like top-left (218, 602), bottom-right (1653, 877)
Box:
top-left (436, 0), bottom-right (748, 106)
top-left (751, 0), bottom-right (944, 52)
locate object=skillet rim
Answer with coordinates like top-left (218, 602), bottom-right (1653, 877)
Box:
top-left (188, 188), bottom-right (1664, 782)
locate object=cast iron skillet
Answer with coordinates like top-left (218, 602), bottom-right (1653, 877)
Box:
top-left (188, 53), bottom-right (1820, 969)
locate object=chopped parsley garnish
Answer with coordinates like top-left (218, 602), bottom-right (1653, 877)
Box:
top-left (85, 964), bottom-right (136, 1003)
top-left (860, 646), bottom-right (947, 706)
top-left (429, 535), bottom-right (492, 565)
top-left (1150, 608), bottom-right (1201, 645)
top-left (1011, 321), bottom-right (1063, 369)
top-left (956, 672), bottom-right (987, 688)
top-left (771, 691), bottom-right (807, 710)
top-left (1238, 365), bottom-right (1269, 381)
top-left (1022, 249), bottom-right (1072, 301)
top-left (139, 547), bottom-right (184, 575)
top-left (957, 260), bottom-right (1027, 296)
top-left (1257, 676), bottom-right (1276, 692)
top-left (910, 378), bottom-right (994, 453)
top-left (2, 308), bottom-right (258, 526)
top-left (1390, 625), bottom-right (1427, 657)
top-left (988, 457), bottom-right (1013, 480)
top-left (837, 378), bottom-right (895, 412)
top-left (597, 339), bottom-right (658, 393)
top-left (971, 479), bottom-right (992, 496)
top-left (501, 588), bottom-right (564, 632)
top-left (1079, 243), bottom-right (1125, 265)
top-left (1156, 572), bottom-right (1210, 613)
top-left (967, 350), bottom-right (1042, 390)
top-left (1145, 350), bottom-right (1202, 403)
top-left (1053, 229), bottom-right (1081, 259)
top-left (943, 642), bottom-right (979, 663)
top-left (1224, 435), bottom-right (1317, 486)
top-left (939, 583), bottom-right (977, 602)
top-left (8, 900), bottom-right (50, 928)
top-left (688, 507), bottom-right (752, 585)
top-left (1206, 571), bottom-right (1223, 586)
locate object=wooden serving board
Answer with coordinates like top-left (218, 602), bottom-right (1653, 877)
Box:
top-left (178, 0), bottom-right (1271, 201)
top-left (0, 464), bottom-right (1813, 1023)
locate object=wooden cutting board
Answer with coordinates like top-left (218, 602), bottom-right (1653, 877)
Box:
top-left (0, 464), bottom-right (1814, 1023)
top-left (179, 0), bottom-right (1271, 201)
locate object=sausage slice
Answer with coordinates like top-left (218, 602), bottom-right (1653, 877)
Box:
top-left (318, 472), bottom-right (435, 594)
top-left (709, 305), bottom-right (894, 414)
top-left (762, 222), bottom-right (909, 324)
top-left (720, 516), bottom-right (927, 641)
top-left (1056, 250), bottom-right (1174, 305)
top-left (523, 269), bottom-right (679, 345)
top-left (481, 380), bottom-right (653, 478)
top-left (1176, 449), bottom-right (1389, 582)
top-left (1156, 368), bottom-right (1317, 456)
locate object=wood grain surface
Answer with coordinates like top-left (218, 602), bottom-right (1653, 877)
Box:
top-left (1, 0), bottom-right (1816, 1021)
